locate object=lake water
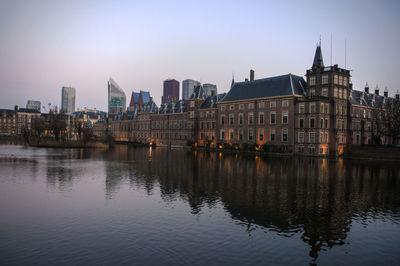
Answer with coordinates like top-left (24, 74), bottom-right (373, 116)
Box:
top-left (0, 144), bottom-right (399, 265)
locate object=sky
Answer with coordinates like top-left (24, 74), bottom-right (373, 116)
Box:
top-left (0, 0), bottom-right (399, 111)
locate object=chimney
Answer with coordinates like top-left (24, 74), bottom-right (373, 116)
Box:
top-left (94, 107), bottom-right (97, 113)
top-left (14, 105), bottom-right (18, 111)
top-left (375, 85), bottom-right (379, 96)
top-left (384, 87), bottom-right (388, 97)
top-left (84, 107), bottom-right (87, 112)
top-left (245, 78), bottom-right (249, 82)
top-left (250, 69), bottom-right (255, 81)
top-left (364, 82), bottom-right (369, 94)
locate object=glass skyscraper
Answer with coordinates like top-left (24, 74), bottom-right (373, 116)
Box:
top-left (61, 86), bottom-right (76, 114)
top-left (108, 77), bottom-right (126, 116)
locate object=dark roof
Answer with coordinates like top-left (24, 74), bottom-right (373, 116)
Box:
top-left (350, 90), bottom-right (394, 108)
top-left (200, 93), bottom-right (227, 109)
top-left (0, 109), bottom-right (16, 117)
top-left (159, 100), bottom-right (187, 114)
top-left (72, 110), bottom-right (106, 120)
top-left (221, 74), bottom-right (306, 102)
top-left (190, 85), bottom-right (206, 100)
top-left (17, 108), bottom-right (40, 113)
top-left (312, 45), bottom-right (324, 69)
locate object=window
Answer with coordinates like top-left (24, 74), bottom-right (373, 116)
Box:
top-left (334, 87), bottom-right (338, 98)
top-left (239, 129), bottom-right (243, 140)
top-left (229, 105), bottom-right (234, 110)
top-left (282, 111), bottom-right (288, 124)
top-left (299, 103), bottom-right (305, 114)
top-left (248, 103), bottom-right (254, 109)
top-left (299, 118), bottom-right (304, 129)
top-left (322, 87), bottom-right (328, 97)
top-left (270, 101), bottom-right (276, 108)
top-left (201, 112), bottom-right (205, 118)
top-left (282, 129), bottom-right (288, 142)
top-left (298, 132), bottom-right (304, 143)
top-left (282, 100), bottom-right (289, 107)
top-left (310, 103), bottom-right (316, 113)
top-left (309, 88), bottom-right (316, 97)
top-left (259, 129), bottom-right (264, 141)
top-left (320, 103), bottom-right (324, 113)
top-left (201, 122), bottom-right (204, 129)
top-left (239, 113), bottom-right (243, 125)
top-left (271, 129), bottom-right (276, 141)
top-left (258, 102), bottom-right (264, 108)
top-left (248, 113), bottom-right (254, 125)
top-left (270, 112), bottom-right (276, 124)
top-left (322, 74), bottom-right (328, 84)
top-left (339, 76), bottom-right (343, 85)
top-left (310, 132), bottom-right (315, 143)
top-left (309, 76), bottom-right (316, 85)
top-left (206, 122), bottom-right (210, 129)
top-left (229, 129), bottom-right (234, 140)
top-left (220, 130), bottom-right (225, 140)
top-left (325, 119), bottom-right (328, 129)
top-left (220, 115), bottom-right (225, 125)
top-left (212, 121), bottom-right (215, 129)
top-left (190, 101), bottom-right (195, 107)
top-left (239, 104), bottom-right (244, 110)
top-left (343, 89), bottom-right (347, 99)
top-left (221, 105), bottom-right (225, 111)
top-left (343, 76), bottom-right (348, 86)
top-left (334, 75), bottom-right (338, 84)
top-left (259, 113), bottom-right (264, 124)
top-left (325, 104), bottom-right (329, 114)
top-left (310, 118), bottom-right (315, 128)
top-left (248, 129), bottom-right (253, 140)
top-left (320, 118), bottom-right (324, 128)
top-left (229, 114), bottom-right (234, 125)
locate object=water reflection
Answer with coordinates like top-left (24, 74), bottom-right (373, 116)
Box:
top-left (102, 145), bottom-right (400, 259)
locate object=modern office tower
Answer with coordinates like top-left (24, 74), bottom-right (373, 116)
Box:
top-left (26, 100), bottom-right (41, 112)
top-left (61, 87), bottom-right (76, 114)
top-left (108, 77), bottom-right (126, 116)
top-left (182, 79), bottom-right (201, 100)
top-left (203, 83), bottom-right (217, 97)
top-left (162, 79), bottom-right (179, 104)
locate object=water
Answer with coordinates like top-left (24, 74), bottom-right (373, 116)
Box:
top-left (0, 144), bottom-right (399, 265)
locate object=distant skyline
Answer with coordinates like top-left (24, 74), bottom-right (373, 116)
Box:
top-left (1, 0), bottom-right (399, 111)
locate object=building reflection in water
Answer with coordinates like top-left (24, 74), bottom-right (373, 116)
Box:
top-left (102, 145), bottom-right (400, 259)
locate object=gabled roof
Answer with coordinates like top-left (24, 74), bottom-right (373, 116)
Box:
top-left (200, 93), bottom-right (227, 109)
top-left (221, 74), bottom-right (306, 102)
top-left (129, 92), bottom-right (140, 107)
top-left (140, 91), bottom-right (151, 104)
top-left (190, 85), bottom-right (206, 100)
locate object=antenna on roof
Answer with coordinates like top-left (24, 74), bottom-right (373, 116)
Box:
top-left (345, 39), bottom-right (347, 69)
top-left (319, 35), bottom-right (321, 46)
top-left (330, 33), bottom-right (332, 66)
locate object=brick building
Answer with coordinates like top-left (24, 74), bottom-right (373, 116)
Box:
top-left (103, 44), bottom-right (399, 155)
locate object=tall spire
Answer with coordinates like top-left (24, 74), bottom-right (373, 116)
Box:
top-left (231, 72), bottom-right (235, 88)
top-left (312, 44), bottom-right (324, 70)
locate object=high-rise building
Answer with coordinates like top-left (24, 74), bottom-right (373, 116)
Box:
top-left (26, 100), bottom-right (41, 112)
top-left (61, 87), bottom-right (76, 114)
top-left (182, 79), bottom-right (201, 100)
top-left (203, 83), bottom-right (217, 97)
top-left (162, 79), bottom-right (179, 104)
top-left (108, 77), bottom-right (126, 116)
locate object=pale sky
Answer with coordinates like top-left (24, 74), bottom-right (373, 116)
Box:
top-left (0, 0), bottom-right (399, 111)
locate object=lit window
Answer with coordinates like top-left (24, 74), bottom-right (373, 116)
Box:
top-left (322, 87), bottom-right (328, 97)
top-left (322, 74), bottom-right (328, 84)
top-left (309, 76), bottom-right (316, 86)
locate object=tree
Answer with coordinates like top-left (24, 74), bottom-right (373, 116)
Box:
top-left (371, 98), bottom-right (400, 145)
top-left (48, 109), bottom-right (67, 140)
